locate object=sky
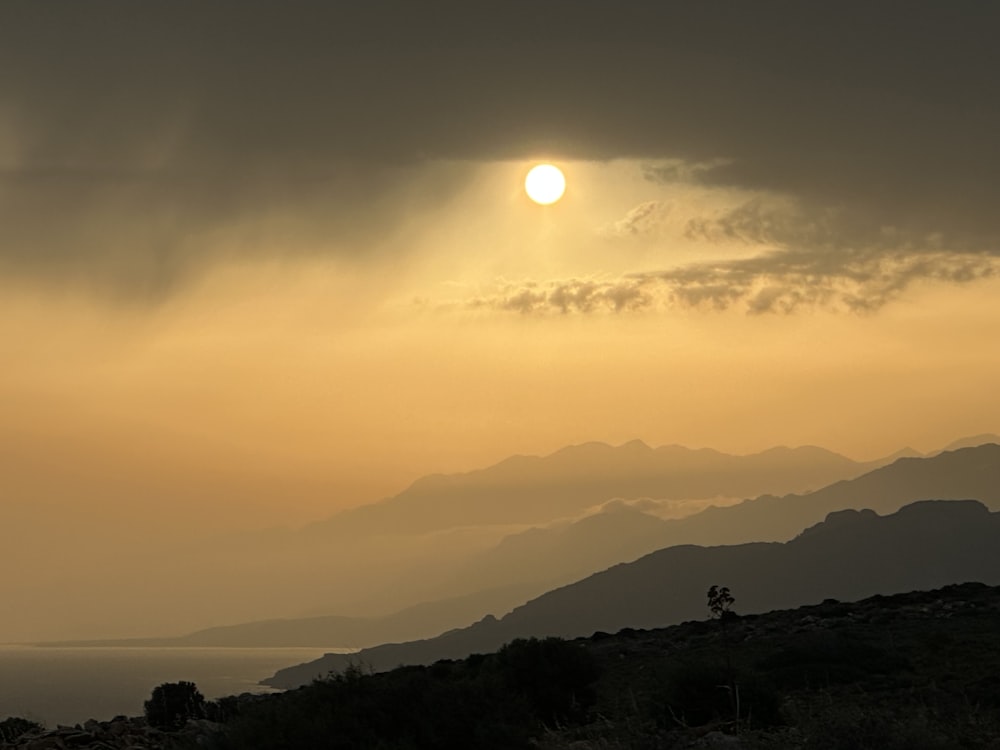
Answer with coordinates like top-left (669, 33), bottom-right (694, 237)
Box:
top-left (2, 0), bottom-right (1000, 593)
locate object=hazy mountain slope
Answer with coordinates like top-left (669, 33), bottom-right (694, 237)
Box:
top-left (941, 433), bottom-right (1000, 452)
top-left (35, 584), bottom-right (538, 649)
top-left (443, 504), bottom-right (672, 593)
top-left (67, 440), bottom-right (993, 647)
top-left (264, 442), bottom-right (882, 617)
top-left (302, 441), bottom-right (875, 539)
top-left (445, 443), bottom-right (1000, 593)
top-left (236, 442), bottom-right (1000, 644)
top-left (265, 498), bottom-right (1000, 687)
top-left (677, 442), bottom-right (1000, 545)
top-left (204, 439), bottom-right (989, 634)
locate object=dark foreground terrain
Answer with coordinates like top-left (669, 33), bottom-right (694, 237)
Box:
top-left (5, 582), bottom-right (1000, 749)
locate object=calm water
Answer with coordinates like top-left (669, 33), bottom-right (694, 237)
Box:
top-left (0, 646), bottom-right (345, 727)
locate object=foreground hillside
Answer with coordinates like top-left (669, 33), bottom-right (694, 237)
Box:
top-left (267, 498), bottom-right (1000, 686)
top-left (202, 582), bottom-right (1000, 749)
top-left (9, 583), bottom-right (997, 749)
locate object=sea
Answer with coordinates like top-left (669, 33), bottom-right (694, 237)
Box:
top-left (0, 645), bottom-right (346, 728)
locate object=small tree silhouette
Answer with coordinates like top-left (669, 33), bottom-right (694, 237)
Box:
top-left (707, 585), bottom-right (739, 732)
top-left (707, 585), bottom-right (735, 620)
top-left (144, 681), bottom-right (206, 730)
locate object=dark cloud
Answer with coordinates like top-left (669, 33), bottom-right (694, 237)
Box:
top-left (0, 159), bottom-right (474, 297)
top-left (642, 160), bottom-right (732, 185)
top-left (2, 1), bottom-right (999, 293)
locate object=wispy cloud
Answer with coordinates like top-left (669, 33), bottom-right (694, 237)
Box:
top-left (641, 159), bottom-right (733, 185)
top-left (600, 201), bottom-right (674, 239)
top-left (462, 247), bottom-right (999, 317)
top-left (468, 277), bottom-right (652, 315)
top-left (474, 191), bottom-right (999, 317)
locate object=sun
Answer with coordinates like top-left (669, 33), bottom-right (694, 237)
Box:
top-left (524, 164), bottom-right (566, 205)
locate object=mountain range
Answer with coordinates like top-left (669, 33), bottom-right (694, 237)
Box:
top-left (134, 439), bottom-right (925, 643)
top-left (266, 496), bottom-right (1000, 687)
top-left (39, 584), bottom-right (538, 649)
top-left (300, 440), bottom-right (905, 540)
top-left (29, 436), bottom-right (998, 648)
top-left (268, 438), bottom-right (997, 623)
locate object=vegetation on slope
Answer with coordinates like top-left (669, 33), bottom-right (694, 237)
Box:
top-left (183, 582), bottom-right (1000, 750)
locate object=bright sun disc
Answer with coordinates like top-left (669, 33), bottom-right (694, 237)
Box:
top-left (524, 164), bottom-right (566, 205)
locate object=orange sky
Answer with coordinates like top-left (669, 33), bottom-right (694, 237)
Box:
top-left (2, 160), bottom-right (999, 532)
top-left (2, 4), bottom-right (999, 641)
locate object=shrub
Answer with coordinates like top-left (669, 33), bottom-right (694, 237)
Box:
top-left (492, 637), bottom-right (602, 725)
top-left (144, 680), bottom-right (206, 730)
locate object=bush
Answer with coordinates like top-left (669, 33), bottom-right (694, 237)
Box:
top-left (492, 637), bottom-right (602, 725)
top-left (144, 681), bottom-right (206, 730)
top-left (204, 694), bottom-right (243, 723)
top-left (757, 631), bottom-right (908, 690)
top-left (642, 655), bottom-right (780, 731)
top-left (216, 637), bottom-right (602, 750)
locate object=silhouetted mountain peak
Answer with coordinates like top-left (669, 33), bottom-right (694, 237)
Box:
top-left (881, 446), bottom-right (924, 461)
top-left (867, 442), bottom-right (1000, 475)
top-left (620, 438), bottom-right (652, 452)
top-left (942, 434), bottom-right (1000, 452)
top-left (796, 499), bottom-right (991, 541)
top-left (551, 441), bottom-right (618, 458)
top-left (797, 507), bottom-right (879, 538)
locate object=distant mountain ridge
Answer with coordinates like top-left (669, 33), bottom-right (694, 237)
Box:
top-left (266, 497), bottom-right (1000, 687)
top-left (438, 443), bottom-right (1000, 595)
top-left (35, 585), bottom-right (538, 649)
top-left (28, 436), bottom-right (995, 647)
top-left (59, 440), bottom-right (1000, 649)
top-left (941, 433), bottom-right (1000, 452)
top-left (303, 441), bottom-right (894, 540)
top-left (243, 440), bottom-right (908, 627)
